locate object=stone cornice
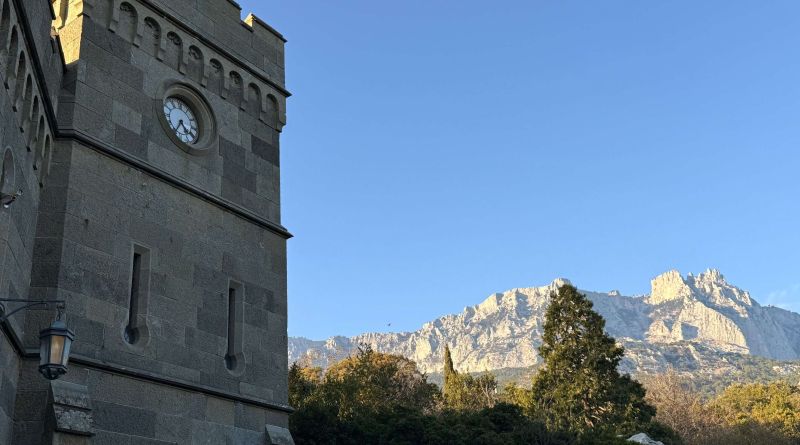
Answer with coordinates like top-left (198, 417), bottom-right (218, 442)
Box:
top-left (57, 128), bottom-right (293, 240)
top-left (1, 309), bottom-right (294, 414)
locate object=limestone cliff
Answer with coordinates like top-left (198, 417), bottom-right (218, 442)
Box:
top-left (289, 270), bottom-right (800, 375)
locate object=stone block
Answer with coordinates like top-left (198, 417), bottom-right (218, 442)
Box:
top-left (205, 396), bottom-right (235, 425)
top-left (112, 101), bottom-right (143, 134)
top-left (48, 380), bottom-right (94, 436)
top-left (251, 135), bottom-right (279, 166)
top-left (115, 125), bottom-right (149, 159)
top-left (92, 401), bottom-right (156, 438)
top-left (265, 424), bottom-right (295, 445)
top-left (219, 137), bottom-right (245, 165)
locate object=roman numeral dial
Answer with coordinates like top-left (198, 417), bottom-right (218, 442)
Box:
top-left (163, 97), bottom-right (199, 144)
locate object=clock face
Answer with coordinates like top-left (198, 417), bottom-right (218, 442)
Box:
top-left (163, 97), bottom-right (199, 144)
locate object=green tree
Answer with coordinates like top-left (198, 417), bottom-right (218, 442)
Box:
top-left (288, 362), bottom-right (322, 409)
top-left (290, 347), bottom-right (578, 444)
top-left (322, 345), bottom-right (440, 419)
top-left (530, 284), bottom-right (655, 436)
top-left (712, 381), bottom-right (800, 440)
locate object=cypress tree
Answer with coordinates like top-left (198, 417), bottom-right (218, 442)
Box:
top-left (443, 345), bottom-right (456, 386)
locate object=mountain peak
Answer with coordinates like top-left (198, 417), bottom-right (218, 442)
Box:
top-left (695, 268), bottom-right (726, 284)
top-left (649, 270), bottom-right (692, 304)
top-left (648, 269), bottom-right (753, 308)
top-left (551, 278), bottom-right (572, 288)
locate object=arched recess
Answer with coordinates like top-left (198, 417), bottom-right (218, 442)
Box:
top-left (187, 45), bottom-right (204, 83)
top-left (142, 17), bottom-right (160, 57)
top-left (25, 96), bottom-right (39, 144)
top-left (0, 147), bottom-right (15, 197)
top-left (15, 74), bottom-right (32, 115)
top-left (0, 0), bottom-right (11, 55)
top-left (33, 117), bottom-right (45, 169)
top-left (0, 147), bottom-right (17, 203)
top-left (8, 51), bottom-right (25, 104)
top-left (246, 83), bottom-right (261, 117)
top-left (207, 59), bottom-right (224, 96)
top-left (4, 28), bottom-right (19, 89)
top-left (118, 2), bottom-right (138, 43)
top-left (228, 71), bottom-right (243, 108)
top-left (265, 94), bottom-right (279, 129)
top-left (41, 135), bottom-right (52, 180)
top-left (165, 32), bottom-right (182, 71)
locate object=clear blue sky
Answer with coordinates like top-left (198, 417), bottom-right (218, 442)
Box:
top-left (239, 1), bottom-right (800, 339)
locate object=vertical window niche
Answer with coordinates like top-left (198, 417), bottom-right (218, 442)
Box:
top-left (125, 245), bottom-right (151, 346)
top-left (225, 280), bottom-right (245, 374)
top-left (0, 148), bottom-right (21, 209)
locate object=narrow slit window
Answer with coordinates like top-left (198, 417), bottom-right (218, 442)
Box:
top-left (126, 246), bottom-right (150, 345)
top-left (225, 281), bottom-right (244, 372)
top-left (225, 287), bottom-right (236, 369)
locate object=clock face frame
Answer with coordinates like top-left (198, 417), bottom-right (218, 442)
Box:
top-left (163, 97), bottom-right (199, 144)
top-left (156, 82), bottom-right (218, 156)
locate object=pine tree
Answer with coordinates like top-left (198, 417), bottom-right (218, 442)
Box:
top-left (530, 284), bottom-right (655, 436)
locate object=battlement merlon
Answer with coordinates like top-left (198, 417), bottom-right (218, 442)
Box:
top-left (53, 0), bottom-right (288, 92)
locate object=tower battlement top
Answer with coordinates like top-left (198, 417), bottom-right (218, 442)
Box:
top-left (54, 0), bottom-right (287, 90)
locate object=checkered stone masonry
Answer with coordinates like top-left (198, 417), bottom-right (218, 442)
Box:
top-left (2, 0), bottom-right (294, 443)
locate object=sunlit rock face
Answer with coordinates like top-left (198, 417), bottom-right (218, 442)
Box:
top-left (290, 270), bottom-right (800, 374)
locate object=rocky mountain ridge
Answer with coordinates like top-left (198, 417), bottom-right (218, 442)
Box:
top-left (289, 270), bottom-right (800, 376)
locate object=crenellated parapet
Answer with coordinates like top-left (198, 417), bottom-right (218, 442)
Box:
top-left (54, 0), bottom-right (287, 130)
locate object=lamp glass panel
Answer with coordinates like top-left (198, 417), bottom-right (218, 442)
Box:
top-left (61, 338), bottom-right (72, 366)
top-left (49, 335), bottom-right (65, 365)
top-left (39, 338), bottom-right (49, 366)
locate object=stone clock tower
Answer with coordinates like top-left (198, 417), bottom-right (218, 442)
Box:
top-left (0, 0), bottom-right (294, 443)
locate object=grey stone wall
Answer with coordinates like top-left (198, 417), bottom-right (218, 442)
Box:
top-left (2, 0), bottom-right (292, 441)
top-left (16, 0), bottom-right (65, 111)
top-left (0, 0), bottom-right (64, 442)
top-left (0, 332), bottom-right (20, 444)
top-left (11, 360), bottom-right (289, 444)
top-left (29, 142), bottom-right (289, 403)
top-left (57, 0), bottom-right (285, 224)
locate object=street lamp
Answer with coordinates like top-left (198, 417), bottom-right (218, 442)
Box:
top-left (0, 299), bottom-right (74, 380)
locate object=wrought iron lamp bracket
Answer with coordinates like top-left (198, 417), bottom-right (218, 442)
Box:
top-left (0, 299), bottom-right (67, 323)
